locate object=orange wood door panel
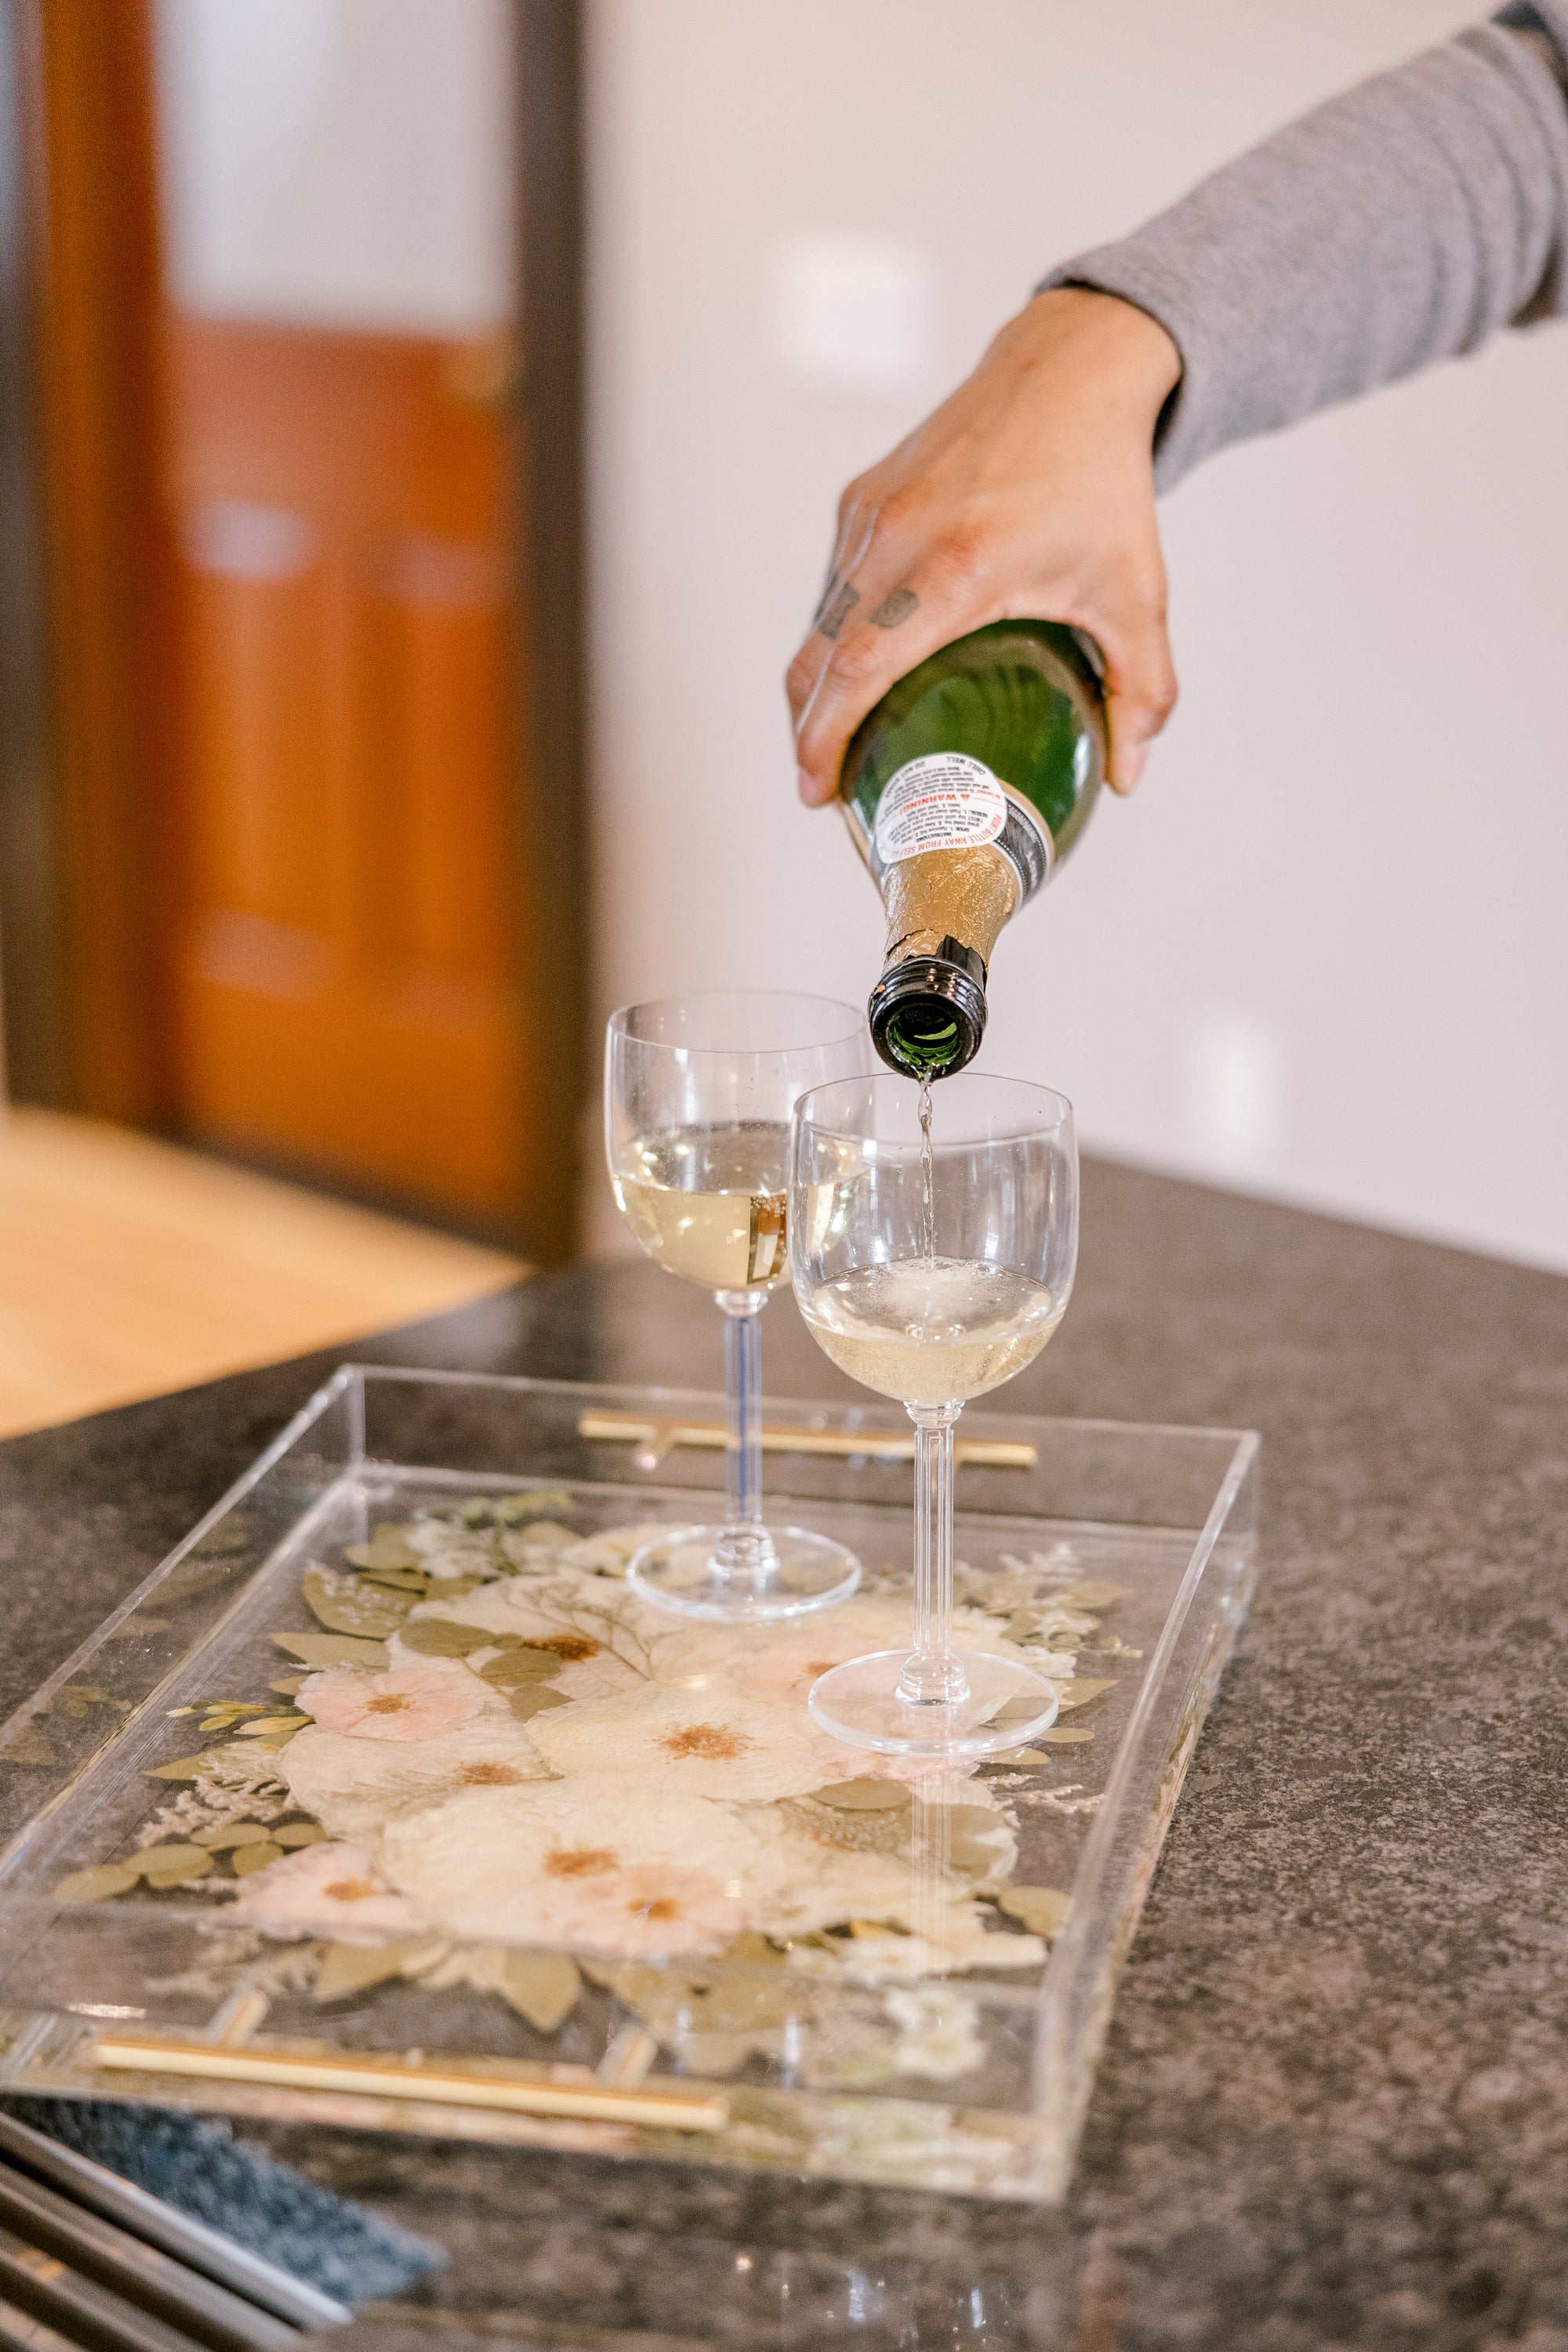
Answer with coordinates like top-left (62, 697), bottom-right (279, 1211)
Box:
top-left (163, 318), bottom-right (525, 1224)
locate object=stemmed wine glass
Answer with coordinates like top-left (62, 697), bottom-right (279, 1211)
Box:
top-left (606, 992), bottom-right (870, 1620)
top-left (788, 1071), bottom-right (1078, 1755)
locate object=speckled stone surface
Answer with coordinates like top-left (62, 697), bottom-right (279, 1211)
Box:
top-left (2, 1158), bottom-right (1567, 2350)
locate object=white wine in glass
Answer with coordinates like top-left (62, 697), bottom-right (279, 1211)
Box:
top-left (801, 1258), bottom-right (1063, 1408)
top-left (789, 1071), bottom-right (1078, 1757)
top-left (605, 993), bottom-right (871, 1621)
top-left (612, 1123), bottom-right (789, 1290)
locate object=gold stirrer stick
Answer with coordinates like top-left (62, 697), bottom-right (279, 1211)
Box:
top-left (91, 2031), bottom-right (728, 2133)
top-left (577, 1410), bottom-right (1036, 1472)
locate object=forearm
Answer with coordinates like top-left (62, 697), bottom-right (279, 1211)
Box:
top-left (1040, 7), bottom-right (1568, 489)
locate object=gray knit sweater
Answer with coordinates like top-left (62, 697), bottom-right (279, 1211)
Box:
top-left (1040, 5), bottom-right (1568, 490)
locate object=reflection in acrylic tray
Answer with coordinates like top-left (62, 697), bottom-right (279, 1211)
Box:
top-left (0, 1373), bottom-right (1258, 2201)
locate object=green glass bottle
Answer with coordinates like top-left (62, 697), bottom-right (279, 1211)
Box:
top-left (840, 619), bottom-right (1107, 1077)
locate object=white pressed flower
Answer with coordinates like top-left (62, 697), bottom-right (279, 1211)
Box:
top-left (885, 1985), bottom-right (985, 2082)
top-left (498, 1520), bottom-right (576, 1560)
top-left (402, 1521), bottom-right (499, 1579)
top-left (789, 1904), bottom-right (1045, 1987)
top-left (379, 1777), bottom-right (771, 1954)
top-left (556, 1523), bottom-right (663, 1576)
top-left (757, 1830), bottom-right (920, 1941)
top-left (281, 1714), bottom-right (549, 1843)
top-left (527, 1680), bottom-right (840, 1802)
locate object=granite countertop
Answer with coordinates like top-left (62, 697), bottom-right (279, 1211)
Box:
top-left (2, 1156), bottom-right (1566, 2352)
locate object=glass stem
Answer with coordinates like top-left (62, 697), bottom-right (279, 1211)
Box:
top-left (898, 1401), bottom-right (969, 1708)
top-left (713, 1290), bottom-right (776, 1582)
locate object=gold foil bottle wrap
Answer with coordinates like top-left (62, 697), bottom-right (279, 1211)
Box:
top-left (880, 844), bottom-right (1020, 970)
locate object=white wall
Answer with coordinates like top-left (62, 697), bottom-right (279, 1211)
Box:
top-left (585, 0), bottom-right (1568, 1269)
top-left (154, 0), bottom-right (515, 334)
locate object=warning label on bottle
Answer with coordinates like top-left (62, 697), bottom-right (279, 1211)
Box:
top-left (872, 753), bottom-right (1007, 866)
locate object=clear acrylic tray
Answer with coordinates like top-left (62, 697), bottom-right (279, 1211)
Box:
top-left (0, 1370), bottom-right (1258, 2203)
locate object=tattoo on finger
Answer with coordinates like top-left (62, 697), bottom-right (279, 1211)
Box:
top-left (869, 587), bottom-right (920, 630)
top-left (815, 580), bottom-right (860, 641)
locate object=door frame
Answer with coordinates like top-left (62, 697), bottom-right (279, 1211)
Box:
top-left (0, 0), bottom-right (588, 1260)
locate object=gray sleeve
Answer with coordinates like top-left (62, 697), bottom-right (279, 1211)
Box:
top-left (1038, 7), bottom-right (1568, 490)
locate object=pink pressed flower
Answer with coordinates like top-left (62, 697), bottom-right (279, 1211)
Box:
top-left (232, 1842), bottom-right (427, 1944)
top-left (298, 1665), bottom-right (485, 1744)
top-left (546, 1862), bottom-right (753, 1958)
top-left (724, 1625), bottom-right (877, 1700)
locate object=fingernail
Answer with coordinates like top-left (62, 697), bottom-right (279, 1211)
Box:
top-left (1118, 746), bottom-right (1147, 794)
top-left (797, 764), bottom-right (819, 804)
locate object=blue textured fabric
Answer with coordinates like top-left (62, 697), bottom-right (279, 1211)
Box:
top-left (1, 2097), bottom-right (442, 2307)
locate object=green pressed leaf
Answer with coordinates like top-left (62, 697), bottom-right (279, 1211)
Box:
top-left (357, 1569), bottom-right (430, 1595)
top-left (993, 1692), bottom-right (1051, 1726)
top-left (928, 1805), bottom-right (1011, 1877)
top-left (478, 1648), bottom-right (561, 1690)
top-left (58, 1685), bottom-right (116, 1715)
top-left (688, 1962), bottom-right (799, 2034)
top-left (303, 1568), bottom-right (409, 1639)
top-left (495, 1491), bottom-right (574, 1523)
top-left (1057, 1581), bottom-right (1130, 1611)
top-left (997, 1885), bottom-right (1070, 1937)
top-left (248, 1724), bottom-right (303, 1750)
top-left (0, 1725), bottom-right (53, 1767)
top-left (55, 1864), bottom-right (138, 1903)
top-left (344, 1527), bottom-right (421, 1573)
top-left (499, 1951), bottom-right (580, 2033)
top-left (269, 1675), bottom-right (305, 1698)
top-left (271, 1820), bottom-right (328, 1848)
top-left (237, 1715), bottom-right (308, 1737)
top-left (143, 1753), bottom-right (215, 1781)
top-left (272, 1632), bottom-right (389, 1670)
top-left (1035, 1726), bottom-right (1093, 1745)
top-left (815, 1780), bottom-right (911, 1812)
top-left (135, 1844), bottom-right (218, 1876)
top-left (141, 1849), bottom-right (213, 1887)
top-left (192, 1822), bottom-right (276, 1850)
top-left (313, 1940), bottom-right (420, 2003)
top-left (398, 1619), bottom-right (491, 1658)
top-left (508, 1686), bottom-right (572, 1722)
top-left (230, 1842), bottom-right (283, 1876)
top-left (1054, 1679), bottom-right (1116, 1712)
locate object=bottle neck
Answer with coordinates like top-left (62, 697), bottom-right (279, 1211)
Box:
top-left (879, 841), bottom-right (1020, 971)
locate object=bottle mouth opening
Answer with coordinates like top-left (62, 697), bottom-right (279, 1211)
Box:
top-left (867, 956), bottom-right (987, 1079)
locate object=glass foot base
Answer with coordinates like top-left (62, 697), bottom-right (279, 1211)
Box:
top-left (626, 1524), bottom-right (862, 1622)
top-left (808, 1649), bottom-right (1060, 1758)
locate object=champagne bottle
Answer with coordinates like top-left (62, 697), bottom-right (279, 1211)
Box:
top-left (840, 619), bottom-right (1107, 1077)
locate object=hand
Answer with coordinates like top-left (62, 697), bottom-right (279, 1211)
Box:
top-left (786, 287), bottom-right (1183, 805)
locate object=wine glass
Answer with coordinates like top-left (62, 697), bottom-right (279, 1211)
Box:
top-left (606, 992), bottom-right (870, 1621)
top-left (788, 1071), bottom-right (1078, 1755)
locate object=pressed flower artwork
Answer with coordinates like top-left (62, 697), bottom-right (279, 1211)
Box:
top-left (93, 1483), bottom-right (1130, 2165)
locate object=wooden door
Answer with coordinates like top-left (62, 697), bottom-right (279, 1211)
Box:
top-left (11, 0), bottom-right (585, 1255)
top-left (165, 321), bottom-right (524, 1225)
